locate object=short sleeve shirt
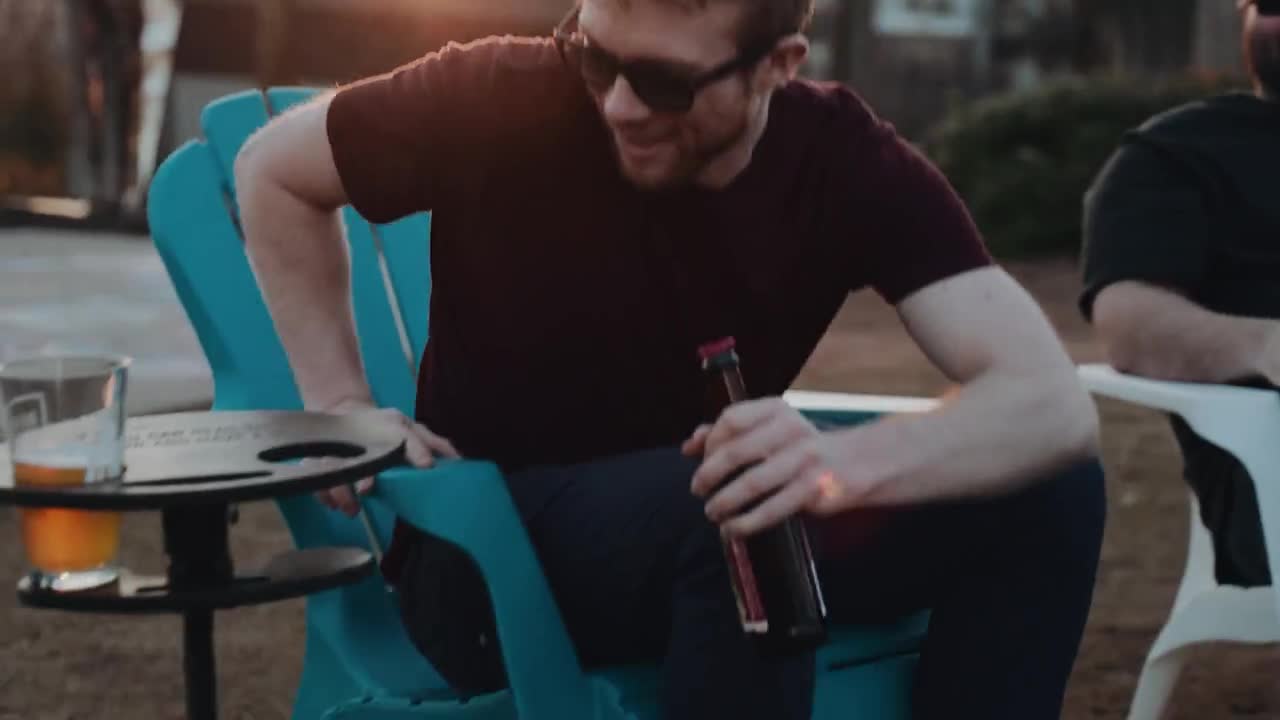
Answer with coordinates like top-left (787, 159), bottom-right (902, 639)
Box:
top-left (1080, 93), bottom-right (1280, 321)
top-left (326, 36), bottom-right (992, 471)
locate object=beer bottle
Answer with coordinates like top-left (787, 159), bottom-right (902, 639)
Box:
top-left (698, 337), bottom-right (828, 654)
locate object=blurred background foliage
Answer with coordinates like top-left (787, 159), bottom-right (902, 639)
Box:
top-left (0, 2), bottom-right (69, 197)
top-left (924, 71), bottom-right (1247, 258)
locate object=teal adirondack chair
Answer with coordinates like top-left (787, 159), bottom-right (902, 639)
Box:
top-left (145, 87), bottom-right (930, 720)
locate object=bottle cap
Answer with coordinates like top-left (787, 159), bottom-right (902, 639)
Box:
top-left (697, 337), bottom-right (737, 361)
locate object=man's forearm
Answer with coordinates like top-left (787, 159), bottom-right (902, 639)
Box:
top-left (1095, 283), bottom-right (1280, 384)
top-left (237, 177), bottom-right (372, 411)
top-left (844, 368), bottom-right (1098, 506)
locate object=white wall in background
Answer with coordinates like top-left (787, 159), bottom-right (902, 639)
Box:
top-left (873, 0), bottom-right (983, 37)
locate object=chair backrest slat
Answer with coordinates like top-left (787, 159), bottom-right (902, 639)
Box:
top-left (371, 219), bottom-right (433, 369)
top-left (342, 209), bottom-right (419, 415)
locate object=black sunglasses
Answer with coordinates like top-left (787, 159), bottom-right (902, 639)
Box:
top-left (552, 5), bottom-right (780, 114)
top-left (1247, 0), bottom-right (1280, 15)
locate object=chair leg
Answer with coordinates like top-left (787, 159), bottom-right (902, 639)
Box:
top-left (1169, 497), bottom-right (1217, 614)
top-left (1125, 497), bottom-right (1210, 720)
top-left (1126, 648), bottom-right (1189, 720)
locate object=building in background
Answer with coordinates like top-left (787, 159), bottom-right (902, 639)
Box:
top-left (161, 0), bottom-right (568, 161)
top-left (0, 0), bottom-right (1251, 223)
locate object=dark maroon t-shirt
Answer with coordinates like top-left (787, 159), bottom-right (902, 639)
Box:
top-left (327, 36), bottom-right (991, 472)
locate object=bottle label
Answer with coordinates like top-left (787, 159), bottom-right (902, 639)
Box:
top-left (724, 537), bottom-right (769, 633)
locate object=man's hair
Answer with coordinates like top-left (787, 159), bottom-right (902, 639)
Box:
top-left (620, 0), bottom-right (817, 50)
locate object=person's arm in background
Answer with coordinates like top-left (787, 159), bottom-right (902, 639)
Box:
top-left (1080, 138), bottom-right (1280, 386)
top-left (1091, 281), bottom-right (1280, 384)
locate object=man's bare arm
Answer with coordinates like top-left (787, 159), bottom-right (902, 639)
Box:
top-left (234, 93), bottom-right (458, 514)
top-left (849, 266), bottom-right (1100, 506)
top-left (687, 266), bottom-right (1100, 530)
top-left (233, 92), bottom-right (373, 412)
top-left (1092, 280), bottom-right (1280, 385)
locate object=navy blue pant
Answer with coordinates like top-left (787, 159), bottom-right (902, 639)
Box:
top-left (451, 446), bottom-right (1104, 718)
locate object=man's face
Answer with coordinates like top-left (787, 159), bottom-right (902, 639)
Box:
top-left (576, 0), bottom-right (770, 190)
top-left (1245, 1), bottom-right (1280, 98)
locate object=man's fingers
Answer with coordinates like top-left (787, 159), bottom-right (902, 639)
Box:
top-left (327, 484), bottom-right (359, 517)
top-left (682, 425), bottom-right (712, 456)
top-left (722, 475), bottom-right (816, 537)
top-left (403, 434), bottom-right (437, 468)
top-left (313, 489), bottom-right (337, 509)
top-left (691, 417), bottom-right (810, 498)
top-left (356, 477), bottom-right (375, 494)
top-left (702, 400), bottom-right (779, 455)
top-left (303, 457), bottom-right (346, 510)
top-left (704, 442), bottom-right (811, 521)
top-left (414, 426), bottom-right (461, 459)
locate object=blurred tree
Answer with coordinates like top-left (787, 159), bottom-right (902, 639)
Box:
top-left (924, 72), bottom-right (1246, 257)
top-left (1193, 0), bottom-right (1244, 74)
top-left (254, 0), bottom-right (291, 90)
top-left (1067, 0), bottom-right (1197, 73)
top-left (0, 1), bottom-right (67, 196)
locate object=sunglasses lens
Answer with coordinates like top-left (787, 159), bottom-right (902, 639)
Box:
top-left (557, 34), bottom-right (695, 113)
top-left (1259, 0), bottom-right (1280, 14)
top-left (627, 66), bottom-right (695, 113)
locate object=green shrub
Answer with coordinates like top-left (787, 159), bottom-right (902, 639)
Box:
top-left (922, 72), bottom-right (1247, 259)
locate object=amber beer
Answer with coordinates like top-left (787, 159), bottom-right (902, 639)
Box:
top-left (14, 451), bottom-right (121, 574)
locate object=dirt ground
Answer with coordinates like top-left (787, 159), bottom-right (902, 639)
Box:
top-left (2, 258), bottom-right (1278, 719)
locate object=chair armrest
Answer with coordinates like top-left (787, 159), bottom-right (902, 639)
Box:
top-left (1077, 364), bottom-right (1280, 457)
top-left (1078, 363), bottom-right (1280, 611)
top-left (364, 461), bottom-right (617, 719)
top-left (784, 390), bottom-right (938, 427)
top-left (1077, 363), bottom-right (1270, 418)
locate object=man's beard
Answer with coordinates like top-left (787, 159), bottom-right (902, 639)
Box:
top-left (620, 112), bottom-right (753, 191)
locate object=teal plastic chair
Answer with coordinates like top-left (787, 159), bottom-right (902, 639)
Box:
top-left (146, 87), bottom-right (930, 720)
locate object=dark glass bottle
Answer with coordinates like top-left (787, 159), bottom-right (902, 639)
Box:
top-left (697, 337), bottom-right (828, 655)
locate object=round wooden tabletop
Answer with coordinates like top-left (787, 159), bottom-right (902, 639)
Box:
top-left (0, 410), bottom-right (406, 510)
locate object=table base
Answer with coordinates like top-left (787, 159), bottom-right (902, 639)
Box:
top-left (16, 503), bottom-right (376, 720)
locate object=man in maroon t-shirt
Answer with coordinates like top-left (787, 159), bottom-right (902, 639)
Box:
top-left (233, 0), bottom-right (1104, 716)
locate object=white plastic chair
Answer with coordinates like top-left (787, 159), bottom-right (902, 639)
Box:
top-left (1077, 364), bottom-right (1280, 720)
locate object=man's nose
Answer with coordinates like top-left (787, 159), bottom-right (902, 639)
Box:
top-left (601, 75), bottom-right (652, 125)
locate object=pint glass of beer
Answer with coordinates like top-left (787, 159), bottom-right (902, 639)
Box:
top-left (0, 355), bottom-right (130, 592)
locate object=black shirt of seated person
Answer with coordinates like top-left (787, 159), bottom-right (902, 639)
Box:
top-left (1080, 92), bottom-right (1280, 587)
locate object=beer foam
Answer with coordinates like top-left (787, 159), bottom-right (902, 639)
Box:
top-left (12, 445), bottom-right (96, 470)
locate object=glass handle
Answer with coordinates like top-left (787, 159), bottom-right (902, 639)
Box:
top-left (3, 392), bottom-right (48, 437)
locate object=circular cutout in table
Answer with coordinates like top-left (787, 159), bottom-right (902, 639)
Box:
top-left (0, 411), bottom-right (406, 510)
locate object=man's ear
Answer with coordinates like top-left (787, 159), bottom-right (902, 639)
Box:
top-left (766, 34), bottom-right (810, 88)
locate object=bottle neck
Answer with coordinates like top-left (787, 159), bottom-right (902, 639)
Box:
top-left (703, 350), bottom-right (749, 410)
